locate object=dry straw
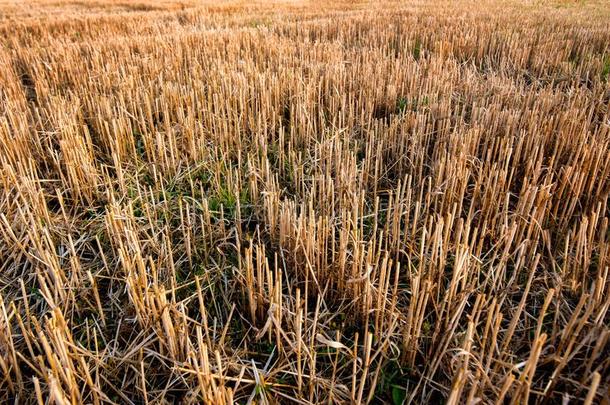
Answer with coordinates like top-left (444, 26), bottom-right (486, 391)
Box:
top-left (0, 0), bottom-right (609, 403)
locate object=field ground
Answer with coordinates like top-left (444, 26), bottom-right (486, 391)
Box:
top-left (0, 0), bottom-right (609, 403)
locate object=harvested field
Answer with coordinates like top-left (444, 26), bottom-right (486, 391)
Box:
top-left (0, 0), bottom-right (609, 403)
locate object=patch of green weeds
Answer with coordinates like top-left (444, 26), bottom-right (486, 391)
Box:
top-left (376, 358), bottom-right (411, 405)
top-left (422, 320), bottom-right (432, 336)
top-left (396, 96), bottom-right (429, 114)
top-left (134, 130), bottom-right (146, 159)
top-left (208, 184), bottom-right (251, 221)
top-left (601, 56), bottom-right (610, 82)
top-left (396, 98), bottom-right (409, 114)
top-left (413, 39), bottom-right (422, 60)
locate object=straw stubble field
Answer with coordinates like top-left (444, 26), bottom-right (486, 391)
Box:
top-left (0, 0), bottom-right (609, 403)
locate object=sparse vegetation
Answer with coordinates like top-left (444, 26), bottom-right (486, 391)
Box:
top-left (0, 0), bottom-right (609, 404)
